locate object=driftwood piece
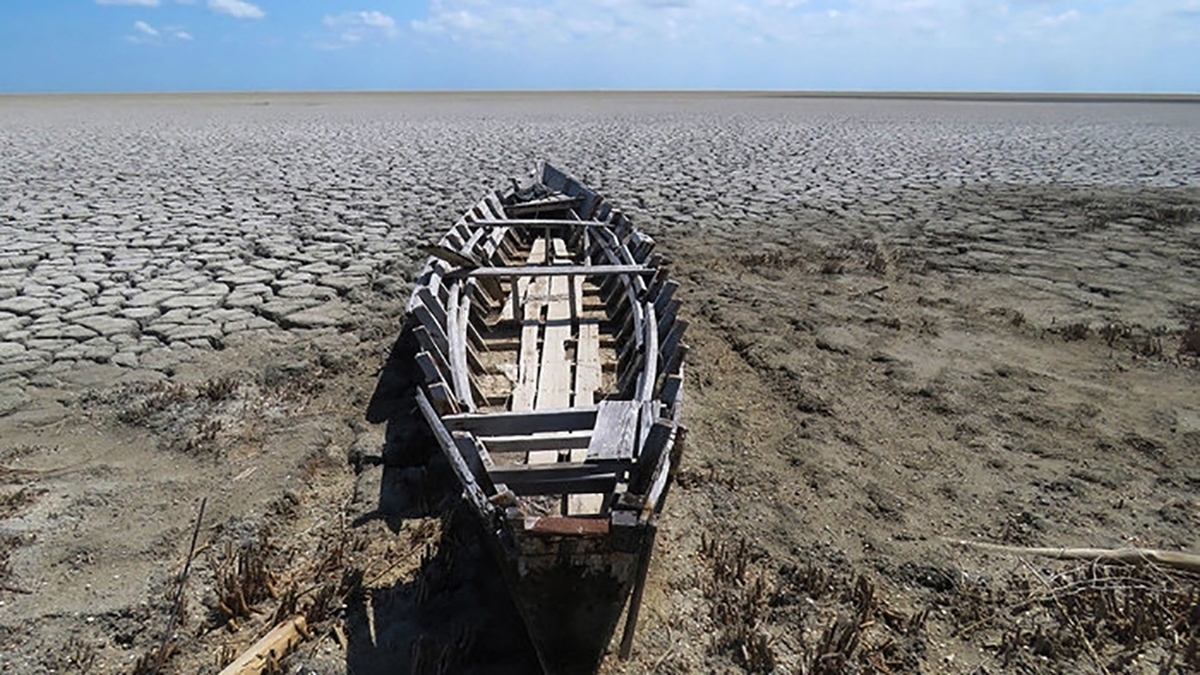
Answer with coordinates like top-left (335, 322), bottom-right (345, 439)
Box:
top-left (949, 540), bottom-right (1200, 574)
top-left (217, 616), bottom-right (308, 675)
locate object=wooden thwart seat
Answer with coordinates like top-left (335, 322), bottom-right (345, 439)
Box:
top-left (585, 400), bottom-right (641, 462)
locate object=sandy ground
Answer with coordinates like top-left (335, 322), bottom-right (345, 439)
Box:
top-left (1, 93), bottom-right (1198, 674)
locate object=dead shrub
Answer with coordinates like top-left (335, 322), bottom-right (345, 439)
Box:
top-left (198, 375), bottom-right (240, 402)
top-left (127, 642), bottom-right (177, 675)
top-left (116, 381), bottom-right (192, 426)
top-left (1099, 322), bottom-right (1132, 348)
top-left (1135, 335), bottom-right (1164, 358)
top-left (49, 636), bottom-right (97, 675)
top-left (0, 534), bottom-right (19, 590)
top-left (1058, 322), bottom-right (1090, 342)
top-left (820, 258), bottom-right (847, 275)
top-left (1179, 326), bottom-right (1200, 358)
top-left (949, 561), bottom-right (1200, 672)
top-left (740, 250), bottom-right (804, 271)
top-left (1, 486), bottom-right (45, 520)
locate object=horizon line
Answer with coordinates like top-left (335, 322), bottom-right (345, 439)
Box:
top-left (2, 88), bottom-right (1199, 104)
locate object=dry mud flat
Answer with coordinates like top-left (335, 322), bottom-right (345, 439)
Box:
top-left (0, 93), bottom-right (1198, 674)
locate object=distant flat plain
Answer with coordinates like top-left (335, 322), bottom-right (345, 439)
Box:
top-left (1, 92), bottom-right (1198, 674)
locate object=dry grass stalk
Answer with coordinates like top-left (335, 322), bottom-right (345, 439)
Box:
top-left (214, 532), bottom-right (279, 631)
top-left (700, 535), bottom-right (776, 672)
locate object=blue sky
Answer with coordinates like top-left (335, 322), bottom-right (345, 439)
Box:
top-left (0, 1), bottom-right (1197, 93)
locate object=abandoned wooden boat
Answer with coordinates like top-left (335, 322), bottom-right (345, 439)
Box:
top-left (405, 162), bottom-right (686, 674)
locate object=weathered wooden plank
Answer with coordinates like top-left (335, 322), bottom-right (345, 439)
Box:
top-left (504, 195), bottom-right (583, 216)
top-left (512, 312), bottom-right (542, 412)
top-left (507, 476), bottom-right (619, 497)
top-left (662, 345), bottom-right (688, 389)
top-left (414, 350), bottom-right (444, 386)
top-left (415, 287), bottom-right (448, 330)
top-left (462, 225), bottom-right (489, 259)
top-left (481, 431), bottom-right (593, 454)
top-left (628, 420), bottom-right (674, 495)
top-left (585, 400), bottom-right (641, 462)
top-left (574, 322), bottom-right (601, 407)
top-left (426, 382), bottom-right (458, 415)
top-left (444, 264), bottom-right (654, 279)
top-left (446, 282), bottom-right (475, 411)
top-left (636, 304), bottom-right (659, 401)
top-left (659, 320), bottom-right (689, 373)
top-left (590, 225), bottom-right (644, 350)
top-left (591, 226), bottom-right (647, 290)
top-left (411, 309), bottom-right (450, 372)
top-left (644, 426), bottom-right (681, 511)
top-left (491, 460), bottom-right (628, 479)
top-left (568, 241), bottom-right (607, 515)
top-left (484, 192), bottom-right (507, 220)
top-left (638, 399), bottom-right (661, 461)
top-left (421, 244), bottom-right (478, 269)
top-left (617, 349), bottom-right (644, 400)
top-left (454, 433), bottom-right (495, 491)
top-left (536, 268), bottom-right (573, 410)
top-left (652, 280), bottom-right (679, 316)
top-left (512, 238), bottom-right (548, 411)
top-left (492, 461), bottom-right (627, 496)
top-left (657, 298), bottom-right (681, 343)
top-left (659, 374), bottom-right (683, 409)
top-left (530, 239), bottom-right (574, 467)
top-left (473, 218), bottom-right (606, 228)
top-left (443, 406), bottom-right (599, 435)
top-left (415, 389), bottom-right (494, 516)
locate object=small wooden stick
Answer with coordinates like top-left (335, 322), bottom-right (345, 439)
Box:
top-left (850, 285), bottom-right (889, 299)
top-left (948, 540), bottom-right (1200, 574)
top-left (154, 496), bottom-right (206, 674)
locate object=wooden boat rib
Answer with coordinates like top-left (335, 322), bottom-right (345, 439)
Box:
top-left (405, 162), bottom-right (686, 674)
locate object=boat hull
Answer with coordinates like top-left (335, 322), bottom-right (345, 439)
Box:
top-left (500, 530), bottom-right (645, 675)
top-left (398, 161), bottom-right (687, 674)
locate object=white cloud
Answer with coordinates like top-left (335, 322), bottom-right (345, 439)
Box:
top-left (207, 0), bottom-right (264, 19)
top-left (322, 10), bottom-right (399, 47)
top-left (1039, 9), bottom-right (1080, 27)
top-left (97, 0), bottom-right (160, 6)
top-left (395, 0), bottom-right (1197, 90)
top-left (126, 20), bottom-right (195, 44)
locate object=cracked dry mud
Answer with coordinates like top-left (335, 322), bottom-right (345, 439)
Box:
top-left (1, 93), bottom-right (1198, 674)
